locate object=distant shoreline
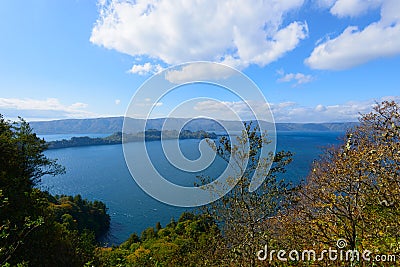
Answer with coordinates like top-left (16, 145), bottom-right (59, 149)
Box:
top-left (30, 117), bottom-right (358, 135)
top-left (46, 130), bottom-right (218, 150)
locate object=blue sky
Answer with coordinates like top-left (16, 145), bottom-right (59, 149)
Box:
top-left (0, 0), bottom-right (399, 122)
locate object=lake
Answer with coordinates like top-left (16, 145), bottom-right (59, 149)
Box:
top-left (40, 131), bottom-right (343, 245)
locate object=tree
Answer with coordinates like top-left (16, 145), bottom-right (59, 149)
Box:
top-left (0, 115), bottom-right (108, 266)
top-left (96, 212), bottom-right (220, 266)
top-left (199, 122), bottom-right (293, 266)
top-left (0, 116), bottom-right (64, 265)
top-left (278, 101), bottom-right (400, 265)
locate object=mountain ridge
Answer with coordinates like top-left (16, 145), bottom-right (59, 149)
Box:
top-left (29, 117), bottom-right (358, 134)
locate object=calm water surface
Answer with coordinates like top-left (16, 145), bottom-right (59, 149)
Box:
top-left (41, 131), bottom-right (343, 244)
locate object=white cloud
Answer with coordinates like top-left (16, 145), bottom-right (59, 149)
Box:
top-left (165, 63), bottom-right (237, 84)
top-left (115, 99), bottom-right (121, 105)
top-left (330, 0), bottom-right (382, 18)
top-left (142, 99), bottom-right (268, 121)
top-left (271, 97), bottom-right (400, 122)
top-left (277, 70), bottom-right (314, 86)
top-left (315, 104), bottom-right (327, 112)
top-left (128, 63), bottom-right (164, 75)
top-left (191, 97), bottom-right (399, 122)
top-left (305, 0), bottom-right (400, 70)
top-left (0, 98), bottom-right (97, 121)
top-left (134, 100), bottom-right (163, 108)
top-left (91, 0), bottom-right (308, 74)
top-left (381, 96), bottom-right (400, 102)
top-left (193, 100), bottom-right (277, 121)
top-left (193, 100), bottom-right (251, 119)
top-left (70, 102), bottom-right (88, 109)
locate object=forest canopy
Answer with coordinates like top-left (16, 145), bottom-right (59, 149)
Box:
top-left (1, 100), bottom-right (399, 266)
top-left (0, 116), bottom-right (110, 266)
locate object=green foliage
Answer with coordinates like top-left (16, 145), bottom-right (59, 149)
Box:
top-left (96, 213), bottom-right (220, 266)
top-left (276, 101), bottom-right (400, 266)
top-left (3, 101), bottom-right (399, 266)
top-left (199, 122), bottom-right (293, 266)
top-left (47, 129), bottom-right (217, 149)
top-left (0, 115), bottom-right (110, 266)
top-left (50, 194), bottom-right (110, 238)
top-left (0, 116), bottom-right (63, 265)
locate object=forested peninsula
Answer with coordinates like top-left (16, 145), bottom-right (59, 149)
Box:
top-left (46, 129), bottom-right (218, 149)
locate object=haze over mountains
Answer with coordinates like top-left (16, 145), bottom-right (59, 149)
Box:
top-left (29, 117), bottom-right (358, 135)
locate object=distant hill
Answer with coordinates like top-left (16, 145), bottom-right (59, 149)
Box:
top-left (29, 117), bottom-right (358, 134)
top-left (275, 122), bottom-right (358, 132)
top-left (30, 117), bottom-right (125, 134)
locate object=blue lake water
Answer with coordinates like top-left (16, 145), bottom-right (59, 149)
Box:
top-left (40, 131), bottom-right (343, 245)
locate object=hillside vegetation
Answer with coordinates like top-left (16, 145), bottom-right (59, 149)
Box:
top-left (46, 129), bottom-right (217, 149)
top-left (30, 117), bottom-right (357, 135)
top-left (101, 101), bottom-right (399, 266)
top-left (0, 116), bottom-right (110, 266)
top-left (1, 100), bottom-right (399, 266)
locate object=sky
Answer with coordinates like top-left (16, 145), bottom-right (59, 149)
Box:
top-left (0, 0), bottom-right (399, 123)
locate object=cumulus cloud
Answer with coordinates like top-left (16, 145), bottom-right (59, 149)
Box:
top-left (305, 0), bottom-right (400, 70)
top-left (128, 63), bottom-right (164, 75)
top-left (330, 0), bottom-right (382, 18)
top-left (0, 98), bottom-right (97, 121)
top-left (133, 99), bottom-right (163, 108)
top-left (270, 97), bottom-right (400, 122)
top-left (191, 97), bottom-right (399, 122)
top-left (190, 100), bottom-right (287, 121)
top-left (90, 0), bottom-right (308, 74)
top-left (314, 104), bottom-right (327, 112)
top-left (165, 63), bottom-right (237, 84)
top-left (277, 70), bottom-right (314, 86)
top-left (193, 100), bottom-right (255, 120)
top-left (269, 99), bottom-right (387, 122)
